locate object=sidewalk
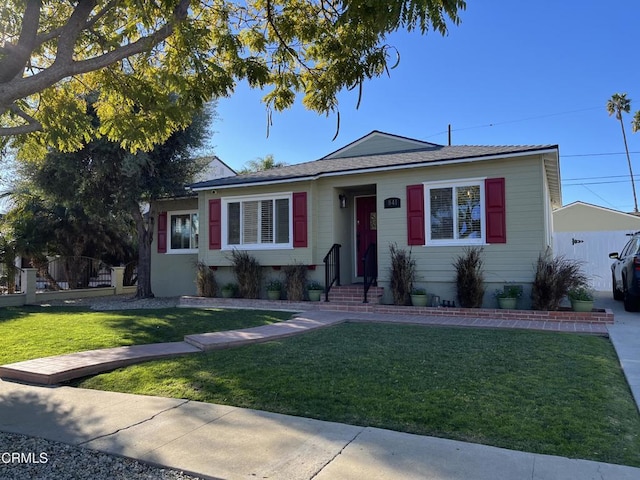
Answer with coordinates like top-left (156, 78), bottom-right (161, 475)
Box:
top-left (1, 380), bottom-right (639, 480)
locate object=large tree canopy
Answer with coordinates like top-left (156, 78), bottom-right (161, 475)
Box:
top-left (0, 0), bottom-right (466, 155)
top-left (3, 99), bottom-right (212, 297)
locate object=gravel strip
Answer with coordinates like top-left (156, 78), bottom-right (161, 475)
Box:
top-left (0, 432), bottom-right (203, 480)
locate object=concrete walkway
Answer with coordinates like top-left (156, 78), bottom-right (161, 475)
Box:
top-left (598, 292), bottom-right (640, 411)
top-left (1, 380), bottom-right (639, 480)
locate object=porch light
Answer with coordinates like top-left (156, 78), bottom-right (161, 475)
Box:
top-left (339, 194), bottom-right (347, 209)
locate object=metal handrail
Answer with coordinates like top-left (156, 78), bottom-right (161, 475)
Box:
top-left (323, 243), bottom-right (341, 301)
top-left (362, 243), bottom-right (377, 303)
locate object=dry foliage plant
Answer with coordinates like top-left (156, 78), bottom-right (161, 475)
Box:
top-left (283, 262), bottom-right (307, 301)
top-left (230, 249), bottom-right (261, 299)
top-left (531, 251), bottom-right (587, 310)
top-left (195, 261), bottom-right (217, 297)
top-left (454, 247), bottom-right (485, 308)
top-left (389, 243), bottom-right (416, 306)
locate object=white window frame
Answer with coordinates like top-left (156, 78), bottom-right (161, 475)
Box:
top-left (221, 192), bottom-right (293, 250)
top-left (424, 178), bottom-right (486, 246)
top-left (167, 210), bottom-right (199, 254)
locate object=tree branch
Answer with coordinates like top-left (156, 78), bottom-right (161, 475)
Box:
top-left (0, 0), bottom-right (191, 117)
top-left (0, 0), bottom-right (42, 83)
top-left (0, 104), bottom-right (42, 135)
top-left (55, 0), bottom-right (97, 63)
top-left (265, 0), bottom-right (314, 73)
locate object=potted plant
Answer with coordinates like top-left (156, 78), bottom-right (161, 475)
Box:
top-left (568, 286), bottom-right (594, 312)
top-left (221, 282), bottom-right (237, 298)
top-left (266, 279), bottom-right (283, 300)
top-left (307, 281), bottom-right (324, 301)
top-left (410, 287), bottom-right (429, 307)
top-left (494, 285), bottom-right (521, 309)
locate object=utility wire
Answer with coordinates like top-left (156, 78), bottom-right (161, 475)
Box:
top-left (426, 106), bottom-right (602, 138)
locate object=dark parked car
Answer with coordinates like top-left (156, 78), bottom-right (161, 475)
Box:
top-left (610, 232), bottom-right (640, 311)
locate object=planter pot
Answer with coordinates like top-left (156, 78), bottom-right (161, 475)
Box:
top-left (571, 299), bottom-right (594, 312)
top-left (411, 294), bottom-right (429, 307)
top-left (497, 297), bottom-right (517, 309)
top-left (221, 289), bottom-right (234, 298)
top-left (308, 289), bottom-right (323, 302)
top-left (267, 290), bottom-right (281, 300)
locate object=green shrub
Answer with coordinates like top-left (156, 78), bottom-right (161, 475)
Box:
top-left (453, 247), bottom-right (485, 308)
top-left (230, 249), bottom-right (261, 299)
top-left (283, 262), bottom-right (307, 301)
top-left (195, 262), bottom-right (217, 297)
top-left (531, 251), bottom-right (587, 310)
top-left (266, 278), bottom-right (283, 291)
top-left (389, 243), bottom-right (416, 306)
top-left (568, 286), bottom-right (594, 301)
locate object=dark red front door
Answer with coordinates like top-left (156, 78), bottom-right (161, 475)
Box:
top-left (356, 196), bottom-right (377, 277)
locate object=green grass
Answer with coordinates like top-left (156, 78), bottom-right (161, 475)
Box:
top-left (0, 306), bottom-right (293, 364)
top-left (77, 323), bottom-right (640, 467)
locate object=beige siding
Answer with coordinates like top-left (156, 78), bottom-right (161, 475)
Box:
top-left (151, 198), bottom-right (199, 297)
top-left (373, 155), bottom-right (547, 305)
top-left (199, 182), bottom-right (314, 267)
top-left (187, 153), bottom-right (549, 305)
top-left (327, 134), bottom-right (430, 159)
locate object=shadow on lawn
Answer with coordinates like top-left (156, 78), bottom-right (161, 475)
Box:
top-left (101, 308), bottom-right (290, 345)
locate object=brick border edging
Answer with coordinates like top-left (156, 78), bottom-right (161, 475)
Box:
top-left (179, 297), bottom-right (614, 324)
top-left (318, 304), bottom-right (614, 324)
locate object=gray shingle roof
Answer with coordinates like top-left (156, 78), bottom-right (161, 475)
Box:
top-left (189, 144), bottom-right (558, 190)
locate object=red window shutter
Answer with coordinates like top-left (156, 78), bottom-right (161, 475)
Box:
top-left (209, 199), bottom-right (222, 250)
top-left (157, 212), bottom-right (167, 253)
top-left (485, 178), bottom-right (506, 244)
top-left (406, 185), bottom-right (425, 246)
top-left (292, 192), bottom-right (308, 247)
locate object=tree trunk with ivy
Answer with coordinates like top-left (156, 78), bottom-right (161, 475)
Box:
top-left (133, 206), bottom-right (154, 299)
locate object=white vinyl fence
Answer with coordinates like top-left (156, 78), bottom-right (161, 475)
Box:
top-left (553, 230), bottom-right (637, 292)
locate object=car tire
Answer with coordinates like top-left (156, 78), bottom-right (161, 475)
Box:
top-left (623, 287), bottom-right (639, 312)
top-left (613, 274), bottom-right (624, 300)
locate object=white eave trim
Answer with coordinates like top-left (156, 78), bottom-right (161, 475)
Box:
top-left (190, 148), bottom-right (559, 192)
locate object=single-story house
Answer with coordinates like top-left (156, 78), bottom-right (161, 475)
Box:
top-left (151, 131), bottom-right (560, 307)
top-left (553, 201), bottom-right (640, 291)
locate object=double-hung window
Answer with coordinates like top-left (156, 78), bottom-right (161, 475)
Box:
top-left (426, 180), bottom-right (485, 245)
top-left (168, 211), bottom-right (199, 253)
top-left (223, 194), bottom-right (292, 249)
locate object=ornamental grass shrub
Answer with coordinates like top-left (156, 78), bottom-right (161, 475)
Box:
top-left (284, 262), bottom-right (307, 301)
top-left (230, 249), bottom-right (261, 299)
top-left (389, 243), bottom-right (416, 306)
top-left (454, 247), bottom-right (485, 308)
top-left (531, 251), bottom-right (587, 311)
top-left (195, 261), bottom-right (217, 297)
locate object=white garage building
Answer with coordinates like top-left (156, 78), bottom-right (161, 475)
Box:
top-left (553, 201), bottom-right (640, 292)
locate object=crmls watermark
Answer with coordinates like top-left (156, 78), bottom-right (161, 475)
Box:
top-left (1, 452), bottom-right (49, 464)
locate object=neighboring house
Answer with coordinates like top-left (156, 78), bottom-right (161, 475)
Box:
top-left (193, 156), bottom-right (236, 183)
top-left (553, 201), bottom-right (640, 291)
top-left (151, 131), bottom-right (560, 306)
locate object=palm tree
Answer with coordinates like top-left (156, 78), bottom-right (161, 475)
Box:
top-left (239, 154), bottom-right (287, 174)
top-left (607, 93), bottom-right (638, 212)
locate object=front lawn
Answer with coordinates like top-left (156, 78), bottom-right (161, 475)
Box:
top-left (77, 323), bottom-right (640, 467)
top-left (0, 306), bottom-right (292, 364)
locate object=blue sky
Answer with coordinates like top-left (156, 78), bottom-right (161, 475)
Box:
top-left (210, 1), bottom-right (640, 212)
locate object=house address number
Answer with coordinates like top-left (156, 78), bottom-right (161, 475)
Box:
top-left (384, 197), bottom-right (401, 209)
